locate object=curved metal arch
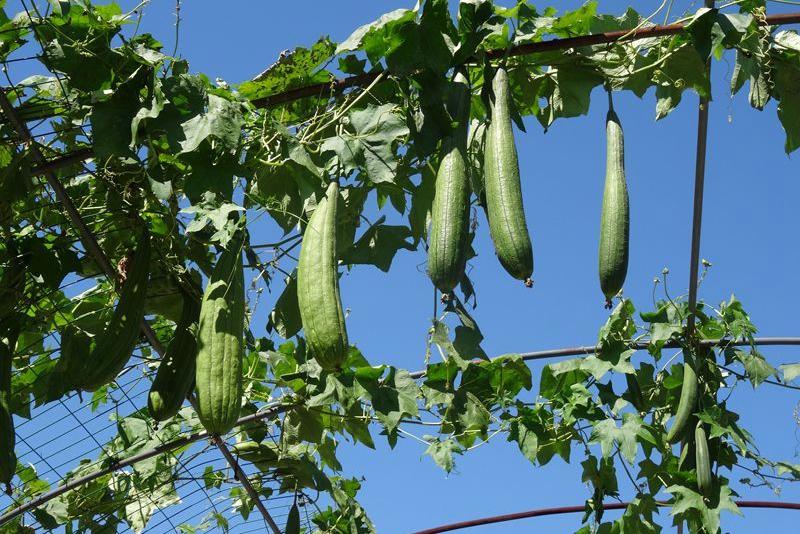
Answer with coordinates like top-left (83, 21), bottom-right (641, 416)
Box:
top-left (4, 336), bottom-right (800, 526)
top-left (0, 402), bottom-right (291, 527)
top-left (412, 500), bottom-right (800, 534)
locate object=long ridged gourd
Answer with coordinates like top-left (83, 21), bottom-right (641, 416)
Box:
top-left (428, 69), bottom-right (472, 295)
top-left (666, 362), bottom-right (698, 444)
top-left (598, 107), bottom-right (630, 308)
top-left (484, 67), bottom-right (533, 285)
top-left (297, 181), bottom-right (349, 371)
top-left (148, 293), bottom-right (201, 421)
top-left (78, 231), bottom-right (150, 391)
top-left (0, 333), bottom-right (16, 494)
top-left (195, 233), bottom-right (245, 435)
top-left (695, 422), bottom-right (712, 494)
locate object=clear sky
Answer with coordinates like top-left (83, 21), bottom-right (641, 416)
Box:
top-left (11, 1), bottom-right (800, 532)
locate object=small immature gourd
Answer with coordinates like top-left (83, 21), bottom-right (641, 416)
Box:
top-left (667, 362), bottom-right (698, 444)
top-left (695, 422), bottom-right (712, 494)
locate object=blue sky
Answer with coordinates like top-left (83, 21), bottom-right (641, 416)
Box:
top-left (170, 2), bottom-right (800, 531)
top-left (8, 0), bottom-right (800, 532)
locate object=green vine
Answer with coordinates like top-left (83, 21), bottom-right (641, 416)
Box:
top-left (0, 1), bottom-right (799, 532)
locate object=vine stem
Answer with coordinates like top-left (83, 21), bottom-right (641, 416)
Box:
top-left (171, 0), bottom-right (181, 59)
top-left (299, 71), bottom-right (386, 143)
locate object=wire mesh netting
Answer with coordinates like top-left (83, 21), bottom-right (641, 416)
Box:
top-left (0, 1), bottom-right (313, 532)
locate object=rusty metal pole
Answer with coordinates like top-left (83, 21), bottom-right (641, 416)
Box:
top-left (679, 2), bottom-right (715, 533)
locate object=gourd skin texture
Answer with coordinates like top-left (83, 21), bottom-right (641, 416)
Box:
top-left (598, 109), bottom-right (630, 306)
top-left (148, 294), bottom-right (201, 421)
top-left (484, 67), bottom-right (534, 283)
top-left (667, 362), bottom-right (698, 444)
top-left (194, 235), bottom-right (245, 435)
top-left (78, 232), bottom-right (151, 391)
top-left (695, 422), bottom-right (712, 494)
top-left (428, 70), bottom-right (471, 294)
top-left (0, 335), bottom-right (15, 492)
top-left (297, 181), bottom-right (349, 371)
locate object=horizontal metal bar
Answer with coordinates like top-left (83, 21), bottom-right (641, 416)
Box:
top-left (251, 12), bottom-right (800, 108)
top-left (408, 337), bottom-right (800, 379)
top-left (29, 147), bottom-right (93, 176)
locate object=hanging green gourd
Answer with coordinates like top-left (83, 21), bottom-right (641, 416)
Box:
top-left (598, 92), bottom-right (630, 309)
top-left (297, 181), bottom-right (349, 371)
top-left (483, 66), bottom-right (534, 287)
top-left (428, 68), bottom-right (472, 299)
top-left (195, 232), bottom-right (245, 435)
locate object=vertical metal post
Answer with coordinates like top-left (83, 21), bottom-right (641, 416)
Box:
top-left (681, 5), bottom-right (714, 532)
top-left (686, 0), bottom-right (715, 334)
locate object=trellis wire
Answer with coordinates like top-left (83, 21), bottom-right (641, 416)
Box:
top-left (0, 401), bottom-right (291, 526)
top-left (0, 13), bottom-right (292, 528)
